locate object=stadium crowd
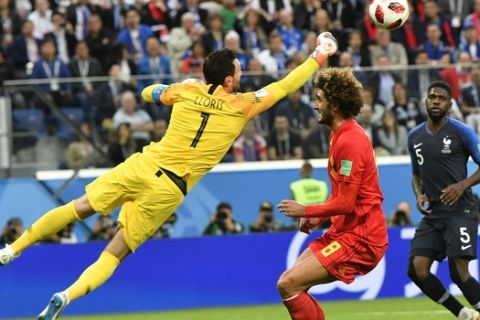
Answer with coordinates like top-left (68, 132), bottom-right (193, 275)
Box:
top-left (3, 0), bottom-right (480, 168)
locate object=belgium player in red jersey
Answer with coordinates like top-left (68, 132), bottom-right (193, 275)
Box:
top-left (277, 68), bottom-right (388, 320)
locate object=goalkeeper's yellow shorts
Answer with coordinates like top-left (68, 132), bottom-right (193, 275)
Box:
top-left (85, 153), bottom-right (184, 250)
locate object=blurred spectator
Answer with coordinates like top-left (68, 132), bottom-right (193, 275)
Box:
top-left (460, 21), bottom-right (480, 62)
top-left (233, 120), bottom-right (268, 162)
top-left (303, 121), bottom-right (330, 159)
top-left (224, 30), bottom-right (250, 71)
top-left (250, 0), bottom-right (289, 33)
top-left (461, 66), bottom-right (480, 135)
top-left (356, 102), bottom-right (380, 147)
top-left (180, 40), bottom-right (205, 75)
top-left (153, 213), bottom-right (177, 238)
top-left (69, 41), bottom-right (104, 118)
top-left (337, 51), bottom-right (367, 86)
top-left (113, 90), bottom-right (153, 148)
top-left (463, 0), bottom-right (480, 39)
top-left (174, 0), bottom-right (208, 28)
top-left (66, 122), bottom-right (98, 169)
top-left (249, 201), bottom-right (283, 233)
top-left (357, 4), bottom-right (379, 46)
top-left (201, 12), bottom-right (224, 55)
top-left (137, 37), bottom-right (171, 92)
top-left (57, 223), bottom-right (78, 244)
top-left (424, 24), bottom-right (451, 64)
top-left (168, 12), bottom-right (200, 75)
top-left (369, 55), bottom-right (401, 108)
top-left (407, 48), bottom-right (440, 105)
top-left (89, 215), bottom-right (116, 241)
top-left (376, 110), bottom-right (408, 156)
top-left (311, 8), bottom-right (338, 41)
top-left (0, 0), bottom-right (22, 51)
top-left (267, 113), bottom-right (303, 160)
top-left (117, 8), bottom-right (153, 63)
top-left (0, 217), bottom-right (23, 245)
top-left (151, 118), bottom-right (168, 141)
top-left (108, 122), bottom-right (137, 165)
top-left (95, 64), bottom-right (135, 124)
top-left (220, 0), bottom-right (239, 32)
top-left (31, 38), bottom-right (71, 107)
top-left (140, 0), bottom-right (172, 39)
top-left (44, 11), bottom-right (77, 64)
top-left (240, 57), bottom-right (275, 92)
top-left (257, 31), bottom-right (288, 74)
top-left (116, 44), bottom-right (137, 85)
top-left (369, 29), bottom-right (408, 83)
top-left (10, 20), bottom-right (40, 79)
top-left (27, 0), bottom-right (53, 39)
top-left (388, 201), bottom-right (414, 227)
top-left (203, 202), bottom-right (244, 236)
top-left (439, 51), bottom-right (472, 101)
top-left (438, 0), bottom-right (473, 32)
top-left (345, 30), bottom-right (371, 68)
top-left (276, 89), bottom-right (316, 140)
top-left (276, 8), bottom-right (302, 58)
top-left (236, 8), bottom-right (268, 58)
top-left (363, 86), bottom-right (385, 127)
top-left (424, 0), bottom-right (456, 47)
top-left (290, 160), bottom-right (328, 204)
top-left (65, 0), bottom-right (103, 41)
top-left (290, 160), bottom-right (330, 228)
top-left (85, 13), bottom-right (115, 72)
top-left (293, 0), bottom-right (321, 31)
top-left (391, 1), bottom-right (426, 63)
top-left (323, 0), bottom-right (356, 36)
top-left (34, 120), bottom-right (67, 170)
top-left (389, 82), bottom-right (425, 131)
top-left (14, 0), bottom-right (32, 19)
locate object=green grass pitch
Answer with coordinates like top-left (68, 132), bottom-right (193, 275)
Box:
top-left (13, 296), bottom-right (464, 320)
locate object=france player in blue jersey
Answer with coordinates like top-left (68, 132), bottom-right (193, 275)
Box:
top-left (407, 81), bottom-right (480, 320)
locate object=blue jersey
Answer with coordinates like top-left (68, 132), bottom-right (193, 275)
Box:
top-left (407, 118), bottom-right (480, 215)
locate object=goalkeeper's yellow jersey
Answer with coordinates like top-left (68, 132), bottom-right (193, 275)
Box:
top-left (141, 58), bottom-right (319, 191)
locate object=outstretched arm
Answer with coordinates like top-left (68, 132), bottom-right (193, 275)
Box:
top-left (277, 181), bottom-right (359, 218)
top-left (241, 32), bottom-right (338, 119)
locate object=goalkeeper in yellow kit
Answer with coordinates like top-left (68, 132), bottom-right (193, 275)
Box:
top-left (0, 32), bottom-right (337, 319)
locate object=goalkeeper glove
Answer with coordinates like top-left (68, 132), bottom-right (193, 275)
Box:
top-left (310, 32), bottom-right (338, 65)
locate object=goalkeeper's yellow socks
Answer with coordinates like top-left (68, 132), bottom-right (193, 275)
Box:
top-left (11, 201), bottom-right (80, 254)
top-left (64, 251), bottom-right (120, 301)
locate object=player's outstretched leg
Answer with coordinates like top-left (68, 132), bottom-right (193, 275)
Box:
top-left (37, 292), bottom-right (69, 320)
top-left (0, 195), bottom-right (95, 266)
top-left (37, 229), bottom-right (129, 318)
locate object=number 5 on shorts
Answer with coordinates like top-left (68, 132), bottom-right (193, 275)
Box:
top-left (321, 241), bottom-right (342, 257)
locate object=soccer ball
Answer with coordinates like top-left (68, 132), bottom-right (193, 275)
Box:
top-left (368, 0), bottom-right (410, 30)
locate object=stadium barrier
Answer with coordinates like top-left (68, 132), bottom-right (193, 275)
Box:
top-left (0, 227), bottom-right (479, 318)
top-left (1, 157), bottom-right (480, 241)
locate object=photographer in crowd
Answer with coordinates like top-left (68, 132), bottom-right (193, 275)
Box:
top-left (0, 217), bottom-right (23, 245)
top-left (203, 202), bottom-right (244, 236)
top-left (249, 201), bottom-right (283, 233)
top-left (89, 215), bottom-right (117, 241)
top-left (388, 201), bottom-right (414, 227)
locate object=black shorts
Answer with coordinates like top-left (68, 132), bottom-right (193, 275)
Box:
top-left (410, 216), bottom-right (478, 261)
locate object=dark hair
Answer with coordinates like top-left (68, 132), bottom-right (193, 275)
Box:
top-left (203, 49), bottom-right (236, 86)
top-left (314, 68), bottom-right (364, 118)
top-left (428, 81), bottom-right (452, 99)
top-left (216, 201), bottom-right (232, 212)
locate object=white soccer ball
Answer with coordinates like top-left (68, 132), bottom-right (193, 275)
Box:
top-left (368, 0), bottom-right (410, 30)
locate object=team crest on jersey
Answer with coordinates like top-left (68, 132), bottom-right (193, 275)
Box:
top-left (442, 136), bottom-right (452, 154)
top-left (254, 89), bottom-right (268, 102)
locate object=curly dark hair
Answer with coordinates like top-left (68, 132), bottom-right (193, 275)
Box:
top-left (314, 68), bottom-right (364, 118)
